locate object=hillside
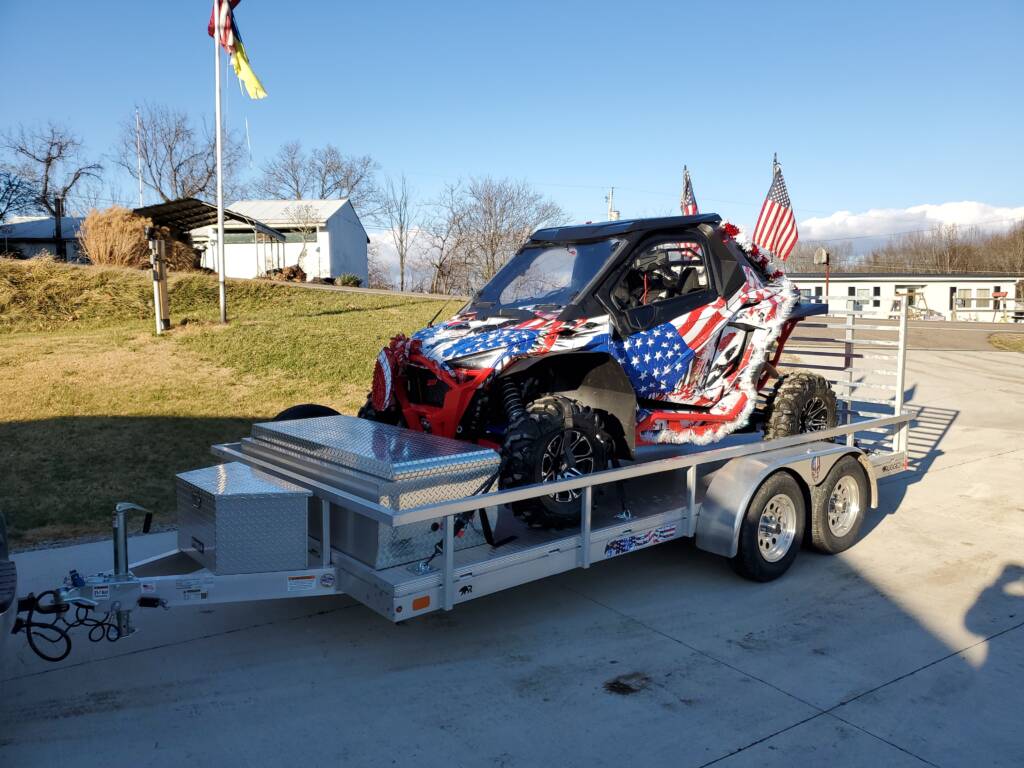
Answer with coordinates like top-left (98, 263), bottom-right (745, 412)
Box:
top-left (0, 259), bottom-right (453, 546)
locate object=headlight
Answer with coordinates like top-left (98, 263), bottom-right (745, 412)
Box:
top-left (448, 347), bottom-right (504, 369)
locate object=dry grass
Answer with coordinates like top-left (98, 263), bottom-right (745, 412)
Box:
top-left (0, 260), bottom-right (449, 546)
top-left (76, 207), bottom-right (198, 270)
top-left (988, 333), bottom-right (1024, 353)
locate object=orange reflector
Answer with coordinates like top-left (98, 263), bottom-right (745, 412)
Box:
top-left (412, 595), bottom-right (430, 611)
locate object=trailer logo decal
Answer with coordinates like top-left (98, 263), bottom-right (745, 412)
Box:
top-left (810, 456), bottom-right (822, 483)
top-left (319, 573), bottom-right (336, 589)
top-left (605, 525), bottom-right (678, 558)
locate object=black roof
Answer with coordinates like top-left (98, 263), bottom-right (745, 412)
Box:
top-left (134, 198), bottom-right (284, 241)
top-left (531, 213), bottom-right (722, 243)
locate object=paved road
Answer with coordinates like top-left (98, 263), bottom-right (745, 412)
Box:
top-left (2, 350), bottom-right (1022, 767)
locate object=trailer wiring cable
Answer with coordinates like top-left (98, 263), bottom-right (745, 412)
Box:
top-left (419, 469), bottom-right (512, 569)
top-left (13, 589), bottom-right (122, 663)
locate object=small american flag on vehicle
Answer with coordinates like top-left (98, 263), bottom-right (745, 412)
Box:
top-left (680, 166), bottom-right (698, 216)
top-left (752, 157), bottom-right (798, 260)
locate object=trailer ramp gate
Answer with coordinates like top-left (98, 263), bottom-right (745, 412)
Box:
top-left (10, 299), bottom-right (913, 661)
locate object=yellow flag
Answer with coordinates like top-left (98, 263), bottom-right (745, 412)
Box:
top-left (231, 38), bottom-right (267, 100)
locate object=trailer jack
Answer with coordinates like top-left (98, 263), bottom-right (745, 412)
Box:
top-left (12, 502), bottom-right (157, 663)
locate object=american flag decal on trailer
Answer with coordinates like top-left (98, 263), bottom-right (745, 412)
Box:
top-left (604, 525), bottom-right (678, 558)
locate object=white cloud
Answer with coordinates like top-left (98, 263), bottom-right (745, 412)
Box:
top-left (799, 201), bottom-right (1024, 243)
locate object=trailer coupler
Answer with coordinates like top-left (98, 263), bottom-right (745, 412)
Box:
top-left (11, 501), bottom-right (158, 663)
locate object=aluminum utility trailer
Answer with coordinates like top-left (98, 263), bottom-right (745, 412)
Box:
top-left (11, 299), bottom-right (914, 662)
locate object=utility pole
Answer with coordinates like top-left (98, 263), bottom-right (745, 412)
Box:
top-left (54, 195), bottom-right (66, 261)
top-left (605, 187), bottom-right (620, 221)
top-left (213, 0), bottom-right (227, 323)
top-left (135, 108), bottom-right (145, 207)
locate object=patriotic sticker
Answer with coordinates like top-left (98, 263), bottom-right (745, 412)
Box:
top-left (604, 525), bottom-right (678, 558)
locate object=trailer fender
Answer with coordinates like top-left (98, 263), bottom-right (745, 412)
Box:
top-left (695, 442), bottom-right (869, 558)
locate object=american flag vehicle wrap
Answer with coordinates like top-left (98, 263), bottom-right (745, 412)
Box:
top-left (403, 262), bottom-right (799, 447)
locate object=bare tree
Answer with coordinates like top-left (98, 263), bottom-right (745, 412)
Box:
top-left (254, 140), bottom-right (309, 199)
top-left (460, 177), bottom-right (566, 289)
top-left (2, 122), bottom-right (101, 215)
top-left (285, 203), bottom-right (320, 278)
top-left (0, 170), bottom-right (34, 222)
top-left (255, 141), bottom-right (382, 218)
top-left (113, 103), bottom-right (245, 203)
top-left (419, 182), bottom-right (470, 294)
top-left (366, 240), bottom-right (395, 290)
top-left (382, 174), bottom-right (417, 292)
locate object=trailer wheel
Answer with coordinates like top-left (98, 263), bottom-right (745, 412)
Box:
top-left (810, 456), bottom-right (868, 554)
top-left (501, 395), bottom-right (612, 529)
top-left (731, 472), bottom-right (806, 582)
top-left (272, 403), bottom-right (340, 422)
top-left (763, 372), bottom-right (837, 439)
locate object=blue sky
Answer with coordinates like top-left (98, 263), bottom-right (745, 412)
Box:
top-left (2, 0), bottom-right (1022, 239)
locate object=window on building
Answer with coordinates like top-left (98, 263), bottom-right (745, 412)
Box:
top-left (949, 287), bottom-right (956, 311)
top-left (847, 286), bottom-right (856, 297)
top-left (872, 286), bottom-right (881, 307)
top-left (956, 288), bottom-right (971, 309)
top-left (814, 286), bottom-right (823, 298)
top-left (994, 286), bottom-right (1002, 310)
top-left (976, 288), bottom-right (990, 309)
top-left (799, 288), bottom-right (813, 301)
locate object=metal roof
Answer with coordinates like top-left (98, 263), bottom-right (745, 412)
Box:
top-left (134, 198), bottom-right (284, 242)
top-left (531, 214), bottom-right (722, 243)
top-left (0, 216), bottom-right (82, 240)
top-left (226, 199), bottom-right (350, 225)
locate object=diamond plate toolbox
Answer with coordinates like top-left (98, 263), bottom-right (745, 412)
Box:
top-left (244, 415), bottom-right (501, 569)
top-left (176, 462), bottom-right (312, 574)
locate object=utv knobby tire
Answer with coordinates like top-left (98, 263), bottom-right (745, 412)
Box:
top-left (500, 395), bottom-right (613, 529)
top-left (809, 455), bottom-right (869, 554)
top-left (273, 403), bottom-right (340, 421)
top-left (357, 396), bottom-right (406, 426)
top-left (763, 372), bottom-right (838, 440)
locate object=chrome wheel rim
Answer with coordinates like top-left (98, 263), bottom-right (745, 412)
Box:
top-left (800, 396), bottom-right (830, 431)
top-left (827, 475), bottom-right (861, 537)
top-left (540, 430), bottom-right (596, 503)
top-left (757, 494), bottom-right (797, 563)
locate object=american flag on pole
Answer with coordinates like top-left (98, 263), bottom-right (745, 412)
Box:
top-left (680, 166), bottom-right (698, 216)
top-left (752, 156), bottom-right (798, 260)
top-left (208, 0), bottom-right (267, 100)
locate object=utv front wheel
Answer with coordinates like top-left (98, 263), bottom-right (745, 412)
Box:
top-left (763, 372), bottom-right (837, 440)
top-left (357, 396), bottom-right (406, 426)
top-left (501, 396), bottom-right (612, 529)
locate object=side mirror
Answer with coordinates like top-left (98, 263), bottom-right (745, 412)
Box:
top-left (624, 303), bottom-right (656, 333)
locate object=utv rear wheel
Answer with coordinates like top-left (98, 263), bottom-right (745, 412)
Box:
top-left (763, 372), bottom-right (837, 440)
top-left (273, 403), bottom-right (340, 422)
top-left (500, 396), bottom-right (612, 529)
top-left (357, 396), bottom-right (406, 426)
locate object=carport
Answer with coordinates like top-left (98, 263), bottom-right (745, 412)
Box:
top-left (134, 197), bottom-right (286, 274)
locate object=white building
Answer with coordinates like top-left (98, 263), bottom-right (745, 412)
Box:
top-left (789, 272), bottom-right (1024, 322)
top-left (0, 215), bottom-right (84, 261)
top-left (194, 199), bottom-right (369, 283)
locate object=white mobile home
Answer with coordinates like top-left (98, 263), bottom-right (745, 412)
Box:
top-left (789, 272), bottom-right (1024, 322)
top-left (195, 199), bottom-right (369, 283)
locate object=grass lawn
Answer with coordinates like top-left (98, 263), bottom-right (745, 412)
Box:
top-left (988, 333), bottom-right (1024, 353)
top-left (0, 260), bottom-right (452, 547)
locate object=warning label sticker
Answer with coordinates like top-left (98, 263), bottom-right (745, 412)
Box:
top-left (92, 585), bottom-right (110, 601)
top-left (287, 574), bottom-right (317, 593)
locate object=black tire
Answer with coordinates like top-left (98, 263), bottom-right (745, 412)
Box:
top-left (356, 396), bottom-right (406, 426)
top-left (763, 372), bottom-right (838, 440)
top-left (500, 395), bottom-right (613, 529)
top-left (731, 472), bottom-right (806, 582)
top-left (272, 403), bottom-right (340, 422)
top-left (809, 455), bottom-right (869, 554)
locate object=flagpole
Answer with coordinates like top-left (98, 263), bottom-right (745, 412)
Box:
top-left (213, 0), bottom-right (227, 324)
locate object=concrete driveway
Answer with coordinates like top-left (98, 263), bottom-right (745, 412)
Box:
top-left (2, 349), bottom-right (1022, 767)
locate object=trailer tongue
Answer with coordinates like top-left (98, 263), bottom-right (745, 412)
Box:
top-left (8, 298), bottom-right (913, 664)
